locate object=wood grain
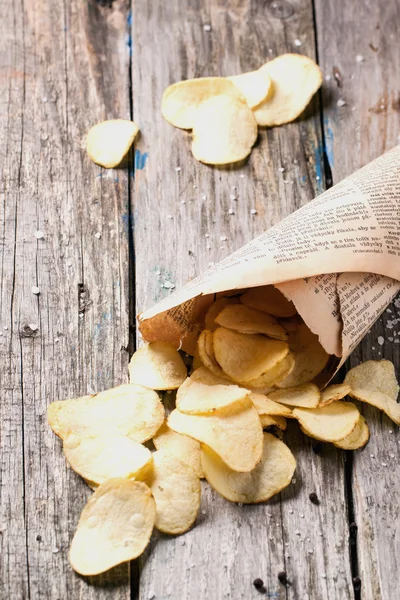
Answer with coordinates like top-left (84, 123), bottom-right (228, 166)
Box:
top-left (0, 0), bottom-right (132, 597)
top-left (132, 1), bottom-right (352, 598)
top-left (315, 2), bottom-right (400, 598)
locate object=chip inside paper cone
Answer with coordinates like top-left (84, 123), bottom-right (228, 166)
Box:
top-left (240, 285), bottom-right (297, 317)
top-left (201, 432), bottom-right (296, 503)
top-left (176, 377), bottom-right (249, 414)
top-left (245, 352), bottom-right (295, 389)
top-left (333, 415), bottom-right (369, 450)
top-left (215, 304), bottom-right (287, 340)
top-left (269, 383), bottom-right (320, 408)
top-left (319, 383), bottom-right (351, 407)
top-left (86, 119), bottom-right (139, 168)
top-left (204, 297), bottom-right (240, 331)
top-left (197, 330), bottom-right (228, 379)
top-left (129, 341), bottom-right (187, 390)
top-left (153, 423), bottom-right (204, 478)
top-left (253, 54), bottom-right (323, 126)
top-left (344, 360), bottom-right (400, 425)
top-left (69, 479), bottom-right (155, 576)
top-left (293, 401), bottom-right (360, 442)
top-left (228, 68), bottom-right (272, 109)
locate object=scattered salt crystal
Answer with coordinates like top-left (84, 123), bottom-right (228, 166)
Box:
top-left (382, 462), bottom-right (387, 467)
top-left (42, 97), bottom-right (48, 103)
top-left (203, 24), bottom-right (212, 32)
top-left (29, 323), bottom-right (38, 331)
top-left (285, 542), bottom-right (289, 547)
top-left (295, 530), bottom-right (301, 536)
top-left (35, 230), bottom-right (44, 239)
top-left (390, 453), bottom-right (395, 458)
top-left (148, 594), bottom-right (155, 600)
top-left (356, 54), bottom-right (364, 63)
top-left (79, 313), bottom-right (84, 319)
top-left (32, 286), bottom-right (40, 295)
top-left (228, 208), bottom-right (235, 215)
top-left (207, 245), bottom-right (212, 250)
top-left (278, 167), bottom-right (285, 172)
top-left (201, 194), bottom-right (207, 200)
top-left (319, 532), bottom-right (323, 536)
top-left (377, 336), bottom-right (384, 346)
top-left (52, 547), bottom-right (59, 554)
top-left (300, 514), bottom-right (305, 519)
top-left (388, 337), bottom-right (394, 342)
top-left (308, 549), bottom-right (314, 554)
top-left (155, 270), bottom-right (161, 275)
top-left (321, 574), bottom-right (327, 579)
top-left (239, 174), bottom-right (245, 179)
top-left (205, 234), bottom-right (210, 238)
top-left (193, 185), bottom-right (197, 189)
top-left (337, 98), bottom-right (346, 107)
top-left (250, 209), bottom-right (257, 215)
top-left (0, 332), bottom-right (3, 336)
top-left (288, 509), bottom-right (293, 514)
top-left (4, 326), bottom-right (8, 330)
top-left (230, 194), bottom-right (237, 201)
top-left (325, 75), bottom-right (332, 81)
top-left (294, 39), bottom-right (302, 47)
top-left (387, 308), bottom-right (392, 313)
top-left (67, 259), bottom-right (73, 267)
top-left (175, 166), bottom-right (181, 172)
top-left (237, 502), bottom-right (243, 507)
top-left (94, 232), bottom-right (101, 239)
top-left (180, 539), bottom-right (186, 546)
top-left (220, 236), bottom-right (227, 241)
top-left (316, 175), bottom-right (320, 181)
top-left (181, 200), bottom-right (186, 204)
top-left (389, 430), bottom-right (393, 434)
top-left (167, 215), bottom-right (173, 219)
top-left (372, 346), bottom-right (375, 350)
top-left (395, 339), bottom-right (400, 344)
top-left (201, 509), bottom-right (206, 515)
top-left (232, 186), bottom-right (237, 191)
top-left (163, 281), bottom-right (175, 290)
top-left (370, 454), bottom-right (374, 458)
top-left (208, 262), bottom-right (215, 267)
top-left (283, 179), bottom-right (289, 184)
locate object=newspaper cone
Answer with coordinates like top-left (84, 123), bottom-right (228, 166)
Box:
top-left (139, 145), bottom-right (400, 382)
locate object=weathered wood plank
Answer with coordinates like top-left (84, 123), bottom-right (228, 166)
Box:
top-left (132, 1), bottom-right (352, 598)
top-left (315, 2), bottom-right (400, 598)
top-left (0, 0), bottom-right (132, 597)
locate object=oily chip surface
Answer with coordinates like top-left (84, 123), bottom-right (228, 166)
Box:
top-left (129, 341), bottom-right (187, 390)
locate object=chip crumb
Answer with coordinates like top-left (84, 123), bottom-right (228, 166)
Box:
top-left (94, 232), bottom-right (101, 239)
top-left (337, 98), bottom-right (346, 107)
top-left (203, 24), bottom-right (212, 32)
top-left (32, 286), bottom-right (40, 295)
top-left (294, 39), bottom-right (302, 47)
top-left (163, 281), bottom-right (175, 290)
top-left (250, 209), bottom-right (257, 215)
top-left (355, 54), bottom-right (364, 63)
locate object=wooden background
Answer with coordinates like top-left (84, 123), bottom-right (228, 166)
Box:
top-left (1, 0), bottom-right (399, 598)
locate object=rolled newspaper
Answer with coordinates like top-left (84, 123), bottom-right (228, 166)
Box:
top-left (139, 145), bottom-right (400, 383)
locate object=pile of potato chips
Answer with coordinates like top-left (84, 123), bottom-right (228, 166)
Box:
top-left (162, 54), bottom-right (323, 164)
top-left (48, 284), bottom-right (399, 576)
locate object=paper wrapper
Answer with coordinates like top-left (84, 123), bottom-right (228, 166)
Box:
top-left (139, 145), bottom-right (400, 384)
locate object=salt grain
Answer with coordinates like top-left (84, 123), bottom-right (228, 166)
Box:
top-left (325, 74), bottom-right (332, 81)
top-left (181, 200), bottom-right (186, 204)
top-left (52, 547), bottom-right (59, 554)
top-left (294, 39), bottom-right (302, 47)
top-left (389, 430), bottom-right (393, 434)
top-left (167, 215), bottom-right (173, 219)
top-left (228, 208), bottom-right (235, 215)
top-left (356, 54), bottom-right (364, 63)
top-left (250, 209), bottom-right (257, 215)
top-left (203, 24), bottom-right (212, 32)
top-left (35, 230), bottom-right (44, 239)
top-left (337, 98), bottom-right (346, 107)
top-left (175, 166), bottom-right (181, 172)
top-left (370, 454), bottom-right (374, 458)
top-left (94, 232), bottom-right (101, 239)
top-left (29, 323), bottom-right (38, 331)
top-left (289, 509), bottom-right (293, 514)
top-left (390, 453), bottom-right (395, 458)
top-left (193, 185), bottom-right (197, 189)
top-left (278, 167), bottom-right (285, 172)
top-left (316, 176), bottom-right (320, 181)
top-left (382, 462), bottom-right (387, 467)
top-left (32, 286), bottom-right (40, 295)
top-left (239, 174), bottom-right (245, 179)
top-left (308, 549), bottom-right (313, 554)
top-left (220, 236), bottom-right (227, 241)
top-left (208, 262), bottom-right (215, 267)
top-left (377, 336), bottom-right (384, 345)
top-left (295, 530), bottom-right (301, 536)
top-left (205, 234), bottom-right (210, 238)
top-left (230, 194), bottom-right (237, 201)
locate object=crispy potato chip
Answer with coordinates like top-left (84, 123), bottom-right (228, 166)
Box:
top-left (213, 327), bottom-right (289, 383)
top-left (86, 119), bottom-right (139, 168)
top-left (204, 297), bottom-right (239, 331)
top-left (48, 384), bottom-right (164, 443)
top-left (228, 68), bottom-right (272, 109)
top-left (191, 95), bottom-right (258, 165)
top-left (293, 401), bottom-right (360, 442)
top-left (64, 434), bottom-right (152, 485)
top-left (129, 341), bottom-right (187, 390)
top-left (191, 351), bottom-right (203, 371)
top-left (250, 393), bottom-right (293, 417)
top-left (153, 423), bottom-right (204, 478)
top-left (176, 377), bottom-right (249, 414)
top-left (140, 449), bottom-right (201, 534)
top-left (240, 285), bottom-right (297, 317)
top-left (201, 432), bottom-right (295, 503)
top-left (344, 360), bottom-right (400, 425)
top-left (190, 366), bottom-right (232, 386)
top-left (168, 401), bottom-right (263, 472)
top-left (161, 77), bottom-right (245, 129)
top-left (277, 324), bottom-right (329, 388)
top-left (253, 54), bottom-right (323, 126)
top-left (69, 479), bottom-right (155, 575)
top-left (215, 304), bottom-right (287, 340)
top-left (197, 330), bottom-right (228, 379)
top-left (319, 383), bottom-right (351, 407)
top-left (260, 414), bottom-right (287, 430)
top-left (245, 353), bottom-right (295, 389)
top-left (269, 383), bottom-right (320, 408)
top-left (333, 415), bottom-right (370, 450)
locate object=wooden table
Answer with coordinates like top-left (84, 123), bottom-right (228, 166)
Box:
top-left (1, 1), bottom-right (399, 598)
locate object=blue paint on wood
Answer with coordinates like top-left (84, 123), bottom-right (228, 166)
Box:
top-left (324, 119), bottom-right (335, 168)
top-left (135, 150), bottom-right (148, 170)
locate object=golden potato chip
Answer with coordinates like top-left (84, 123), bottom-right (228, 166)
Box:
top-left (86, 119), bottom-right (139, 168)
top-left (213, 327), bottom-right (289, 383)
top-left (140, 449), bottom-right (201, 535)
top-left (250, 393), bottom-right (293, 417)
top-left (344, 360), bottom-right (400, 425)
top-left (153, 423), bottom-right (204, 478)
top-left (204, 297), bottom-right (239, 331)
top-left (245, 353), bottom-right (295, 389)
top-left (191, 95), bottom-right (258, 165)
top-left (293, 401), bottom-right (360, 442)
top-left (176, 377), bottom-right (249, 414)
top-left (333, 415), bottom-right (369, 450)
top-left (48, 384), bottom-right (164, 443)
top-left (228, 68), bottom-right (272, 109)
top-left (215, 304), bottom-right (287, 340)
top-left (190, 366), bottom-right (232, 386)
top-left (277, 324), bottom-right (329, 388)
top-left (240, 285), bottom-right (297, 317)
top-left (168, 401), bottom-right (263, 472)
top-left (319, 383), bottom-right (351, 407)
top-left (63, 434), bottom-right (152, 486)
top-left (161, 77), bottom-right (244, 129)
top-left (253, 54), bottom-right (323, 126)
top-left (197, 330), bottom-right (227, 379)
top-left (69, 479), bottom-right (155, 575)
top-left (269, 383), bottom-right (320, 408)
top-left (260, 414), bottom-right (287, 430)
top-left (201, 432), bottom-right (296, 503)
top-left (129, 341), bottom-right (187, 390)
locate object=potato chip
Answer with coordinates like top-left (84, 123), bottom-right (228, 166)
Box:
top-left (260, 414), bottom-right (287, 430)
top-left (191, 95), bottom-right (258, 165)
top-left (333, 416), bottom-right (370, 450)
top-left (48, 384), bottom-right (164, 443)
top-left (253, 54), bottom-right (323, 126)
top-left (293, 401), bottom-right (360, 442)
top-left (197, 330), bottom-right (228, 379)
top-left (213, 327), bottom-right (289, 383)
top-left (204, 297), bottom-right (239, 331)
top-left (191, 351), bottom-right (203, 371)
top-left (319, 383), bottom-right (351, 407)
top-left (277, 324), bottom-right (329, 388)
top-left (129, 341), bottom-right (187, 390)
top-left (176, 377), bottom-right (249, 414)
top-left (201, 432), bottom-right (296, 503)
top-left (168, 401), bottom-right (263, 472)
top-left (344, 360), bottom-right (400, 425)
top-left (250, 393), bottom-right (293, 417)
top-left (190, 366), bottom-right (232, 386)
top-left (69, 479), bottom-right (155, 575)
top-left (228, 68), bottom-right (272, 109)
top-left (240, 285), bottom-right (297, 317)
top-left (140, 449), bottom-right (201, 534)
top-left (153, 423), bottom-right (204, 478)
top-left (215, 304), bottom-right (287, 340)
top-left (269, 383), bottom-right (320, 408)
top-left (86, 119), bottom-right (139, 168)
top-left (245, 353), bottom-right (295, 389)
top-left (161, 77), bottom-right (244, 129)
top-left (64, 434), bottom-right (152, 486)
